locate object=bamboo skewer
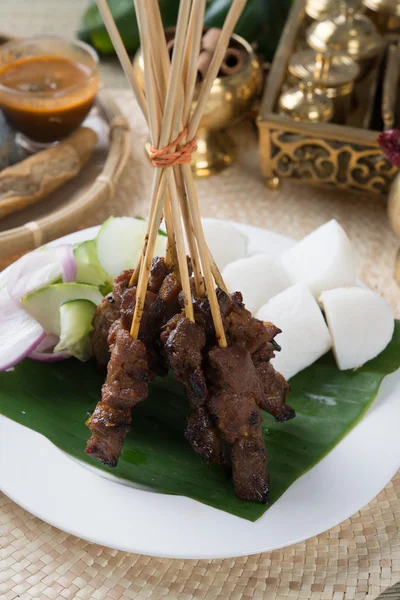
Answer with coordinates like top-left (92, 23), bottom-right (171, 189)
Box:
top-left (95, 0), bottom-right (148, 122)
top-left (208, 249), bottom-right (229, 295)
top-left (146, 0), bottom-right (205, 298)
top-left (93, 0), bottom-right (159, 293)
top-left (145, 5), bottom-right (182, 280)
top-left (182, 0), bottom-right (207, 126)
top-left (175, 0), bottom-right (207, 298)
top-left (130, 171), bottom-right (168, 340)
top-left (167, 170), bottom-right (194, 322)
top-left (148, 0), bottom-right (170, 99)
top-left (173, 165), bottom-right (205, 297)
top-left (163, 192), bottom-right (177, 272)
top-left (137, 0), bottom-right (243, 345)
top-left (142, 0), bottom-right (206, 301)
top-left (174, 0), bottom-right (247, 346)
top-left (181, 162), bottom-right (227, 347)
top-left (130, 0), bottom-right (193, 337)
top-left (95, 0), bottom-right (247, 348)
top-left (94, 0), bottom-right (184, 295)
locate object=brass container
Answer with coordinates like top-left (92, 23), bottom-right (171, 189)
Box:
top-left (132, 32), bottom-right (262, 177)
top-left (382, 42), bottom-right (400, 129)
top-left (305, 0), bottom-right (341, 20)
top-left (279, 80), bottom-right (334, 122)
top-left (388, 172), bottom-right (400, 237)
top-left (364, 0), bottom-right (400, 32)
top-left (388, 173), bottom-right (400, 284)
top-left (288, 50), bottom-right (360, 122)
top-left (257, 0), bottom-right (397, 194)
top-left (305, 0), bottom-right (362, 20)
top-left (306, 3), bottom-right (383, 71)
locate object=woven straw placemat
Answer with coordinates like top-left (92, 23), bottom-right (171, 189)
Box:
top-left (1, 90), bottom-right (400, 600)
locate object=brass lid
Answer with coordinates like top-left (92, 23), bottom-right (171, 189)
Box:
top-left (363, 0), bottom-right (400, 16)
top-left (288, 50), bottom-right (360, 96)
top-left (279, 81), bottom-right (334, 122)
top-left (305, 0), bottom-right (362, 19)
top-left (306, 4), bottom-right (383, 61)
top-left (305, 0), bottom-right (341, 20)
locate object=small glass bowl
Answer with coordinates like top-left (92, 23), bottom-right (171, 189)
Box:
top-left (0, 36), bottom-right (99, 148)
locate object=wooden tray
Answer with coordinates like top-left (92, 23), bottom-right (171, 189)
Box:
top-left (0, 89), bottom-right (131, 262)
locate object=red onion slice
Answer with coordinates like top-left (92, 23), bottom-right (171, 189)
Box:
top-left (377, 130), bottom-right (400, 169)
top-left (0, 289), bottom-right (45, 371)
top-left (29, 334), bottom-right (70, 362)
top-left (7, 244), bottom-right (77, 300)
top-left (57, 244), bottom-right (78, 283)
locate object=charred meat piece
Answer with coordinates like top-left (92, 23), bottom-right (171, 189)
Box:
top-left (92, 260), bottom-right (170, 370)
top-left (86, 323), bottom-right (154, 467)
top-left (161, 315), bottom-right (207, 406)
top-left (120, 288), bottom-right (166, 344)
top-left (224, 298), bottom-right (280, 355)
top-left (253, 345), bottom-right (293, 422)
top-left (185, 408), bottom-right (225, 464)
top-left (120, 287), bottom-right (167, 376)
top-left (113, 269), bottom-right (134, 299)
top-left (92, 293), bottom-right (119, 369)
top-left (92, 269), bottom-right (134, 368)
top-left (207, 345), bottom-right (268, 503)
top-left (148, 256), bottom-right (170, 293)
top-left (223, 294), bottom-right (294, 422)
top-left (189, 288), bottom-right (232, 340)
top-left (161, 314), bottom-right (224, 464)
top-left (159, 257), bottom-right (193, 319)
top-left (231, 432), bottom-right (268, 504)
top-left (159, 272), bottom-right (183, 319)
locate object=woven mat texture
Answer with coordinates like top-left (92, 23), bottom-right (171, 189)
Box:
top-left (0, 0), bottom-right (400, 596)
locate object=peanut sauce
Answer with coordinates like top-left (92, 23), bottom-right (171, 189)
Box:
top-left (0, 56), bottom-right (98, 142)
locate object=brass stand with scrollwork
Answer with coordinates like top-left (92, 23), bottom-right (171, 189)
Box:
top-left (258, 0), bottom-right (398, 195)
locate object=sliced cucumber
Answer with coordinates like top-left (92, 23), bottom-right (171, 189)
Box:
top-left (96, 216), bottom-right (167, 278)
top-left (54, 299), bottom-right (97, 362)
top-left (22, 283), bottom-right (103, 336)
top-left (74, 239), bottom-right (112, 294)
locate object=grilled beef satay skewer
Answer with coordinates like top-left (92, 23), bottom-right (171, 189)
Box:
top-left (153, 0), bottom-right (230, 462)
top-left (160, 313), bottom-right (225, 464)
top-left (154, 0), bottom-right (231, 455)
top-left (86, 292), bottom-right (169, 465)
top-left (88, 254), bottom-right (197, 466)
top-left (207, 344), bottom-right (268, 502)
top-left (87, 0), bottom-right (196, 466)
top-left (86, 324), bottom-right (154, 466)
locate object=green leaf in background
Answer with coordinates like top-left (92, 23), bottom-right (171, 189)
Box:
top-left (1, 322), bottom-right (399, 521)
top-left (78, 0), bottom-right (180, 54)
top-left (78, 0), bottom-right (293, 61)
top-left (204, 0), bottom-right (293, 61)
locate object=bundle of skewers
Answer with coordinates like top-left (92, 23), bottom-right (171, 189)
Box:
top-left (86, 0), bottom-right (295, 503)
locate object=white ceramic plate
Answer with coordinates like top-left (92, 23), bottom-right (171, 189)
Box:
top-left (0, 222), bottom-right (399, 560)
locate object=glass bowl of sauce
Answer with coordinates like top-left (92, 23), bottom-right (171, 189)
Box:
top-left (0, 36), bottom-right (99, 146)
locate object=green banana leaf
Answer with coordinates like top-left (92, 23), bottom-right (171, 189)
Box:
top-left (1, 322), bottom-right (399, 521)
top-left (77, 0), bottom-right (293, 61)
